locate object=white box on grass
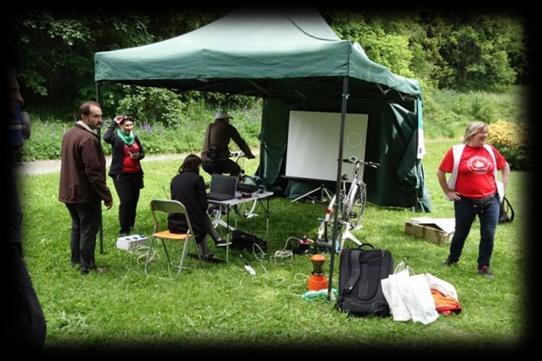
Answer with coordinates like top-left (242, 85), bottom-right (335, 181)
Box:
top-left (116, 234), bottom-right (148, 251)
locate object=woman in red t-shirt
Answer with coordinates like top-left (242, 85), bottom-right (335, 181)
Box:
top-left (437, 121), bottom-right (510, 278)
top-left (103, 115), bottom-right (145, 236)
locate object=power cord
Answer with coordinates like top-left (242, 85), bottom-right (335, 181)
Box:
top-left (251, 243), bottom-right (268, 274)
top-left (130, 244), bottom-right (158, 265)
top-left (272, 236), bottom-right (312, 262)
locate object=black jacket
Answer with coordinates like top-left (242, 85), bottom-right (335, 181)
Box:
top-left (103, 122), bottom-right (145, 176)
top-left (201, 119), bottom-right (253, 161)
top-left (167, 170), bottom-right (209, 236)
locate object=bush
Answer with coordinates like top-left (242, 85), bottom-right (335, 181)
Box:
top-left (488, 120), bottom-right (532, 170)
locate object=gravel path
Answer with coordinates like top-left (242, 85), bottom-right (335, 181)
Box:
top-left (14, 154), bottom-right (183, 176)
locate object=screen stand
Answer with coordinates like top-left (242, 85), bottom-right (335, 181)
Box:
top-left (290, 184), bottom-right (334, 203)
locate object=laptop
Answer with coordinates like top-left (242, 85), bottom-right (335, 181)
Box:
top-left (207, 174), bottom-right (238, 201)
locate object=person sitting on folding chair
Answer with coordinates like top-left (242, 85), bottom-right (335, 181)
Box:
top-left (168, 154), bottom-right (230, 261)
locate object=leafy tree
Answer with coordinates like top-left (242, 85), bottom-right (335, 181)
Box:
top-left (328, 12), bottom-right (415, 78)
top-left (424, 13), bottom-right (525, 89)
top-left (10, 11), bottom-right (154, 115)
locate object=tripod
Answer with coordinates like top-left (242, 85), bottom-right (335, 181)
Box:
top-left (290, 183), bottom-right (334, 203)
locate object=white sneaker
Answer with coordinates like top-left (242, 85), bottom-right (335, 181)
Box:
top-left (215, 239), bottom-right (232, 247)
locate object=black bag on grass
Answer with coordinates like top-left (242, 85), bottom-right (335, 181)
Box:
top-left (231, 230), bottom-right (267, 251)
top-left (499, 196), bottom-right (515, 224)
top-left (336, 243), bottom-right (393, 317)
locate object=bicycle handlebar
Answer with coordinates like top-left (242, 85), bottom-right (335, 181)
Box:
top-left (342, 156), bottom-right (380, 168)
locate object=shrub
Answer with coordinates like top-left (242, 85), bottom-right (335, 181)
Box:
top-left (488, 120), bottom-right (532, 170)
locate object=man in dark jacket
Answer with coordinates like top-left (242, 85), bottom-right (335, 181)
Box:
top-left (59, 101), bottom-right (113, 274)
top-left (201, 111), bottom-right (255, 177)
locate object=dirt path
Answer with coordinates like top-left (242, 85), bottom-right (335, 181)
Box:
top-left (14, 153), bottom-right (184, 176)
top-left (15, 150), bottom-right (259, 176)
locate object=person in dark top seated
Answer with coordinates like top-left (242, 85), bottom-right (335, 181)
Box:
top-left (167, 154), bottom-right (230, 260)
top-left (201, 110), bottom-right (255, 177)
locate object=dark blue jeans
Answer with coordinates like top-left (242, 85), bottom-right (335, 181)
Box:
top-left (448, 194), bottom-right (500, 267)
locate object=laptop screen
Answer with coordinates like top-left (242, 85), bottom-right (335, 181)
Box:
top-left (210, 174), bottom-right (238, 197)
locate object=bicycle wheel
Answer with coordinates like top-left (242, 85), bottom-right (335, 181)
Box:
top-left (345, 183), bottom-right (367, 229)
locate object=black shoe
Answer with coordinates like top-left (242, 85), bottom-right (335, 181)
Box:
top-left (478, 265), bottom-right (494, 279)
top-left (443, 258), bottom-right (458, 266)
top-left (215, 238), bottom-right (232, 247)
top-left (81, 268), bottom-right (90, 275)
top-left (202, 253), bottom-right (216, 262)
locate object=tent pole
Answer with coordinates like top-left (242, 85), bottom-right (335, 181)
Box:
top-left (328, 76), bottom-right (349, 301)
top-left (96, 81), bottom-right (104, 255)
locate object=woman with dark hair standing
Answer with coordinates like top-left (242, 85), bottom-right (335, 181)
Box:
top-left (168, 154), bottom-right (230, 260)
top-left (103, 115), bottom-right (145, 236)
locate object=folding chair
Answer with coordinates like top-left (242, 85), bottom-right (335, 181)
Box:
top-left (145, 199), bottom-right (202, 278)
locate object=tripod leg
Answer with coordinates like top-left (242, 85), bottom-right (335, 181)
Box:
top-left (323, 187), bottom-right (334, 202)
top-left (290, 186), bottom-right (324, 203)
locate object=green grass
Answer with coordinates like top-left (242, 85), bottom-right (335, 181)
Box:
top-left (19, 139), bottom-right (527, 351)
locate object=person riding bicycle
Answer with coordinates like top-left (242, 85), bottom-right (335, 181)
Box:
top-left (201, 110), bottom-right (255, 177)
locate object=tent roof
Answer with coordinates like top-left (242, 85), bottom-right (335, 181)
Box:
top-left (95, 7), bottom-right (421, 100)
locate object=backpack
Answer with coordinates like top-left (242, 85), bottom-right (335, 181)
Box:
top-left (499, 196), bottom-right (515, 223)
top-left (231, 230), bottom-right (267, 251)
top-left (336, 243), bottom-right (393, 316)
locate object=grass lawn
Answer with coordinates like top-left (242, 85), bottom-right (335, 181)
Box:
top-left (19, 139), bottom-right (529, 352)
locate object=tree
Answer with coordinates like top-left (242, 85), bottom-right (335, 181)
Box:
top-left (10, 11), bottom-right (154, 114)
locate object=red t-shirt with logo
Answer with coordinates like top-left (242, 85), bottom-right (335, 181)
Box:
top-left (122, 142), bottom-right (142, 173)
top-left (439, 144), bottom-right (506, 199)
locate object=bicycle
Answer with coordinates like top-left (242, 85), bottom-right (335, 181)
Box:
top-left (315, 155), bottom-right (379, 253)
top-left (231, 150), bottom-right (262, 218)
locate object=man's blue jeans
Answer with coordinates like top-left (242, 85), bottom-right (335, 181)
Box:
top-left (448, 195), bottom-right (500, 267)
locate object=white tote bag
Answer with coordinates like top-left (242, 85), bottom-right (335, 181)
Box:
top-left (401, 274), bottom-right (439, 325)
top-left (425, 273), bottom-right (458, 300)
top-left (381, 269), bottom-right (412, 321)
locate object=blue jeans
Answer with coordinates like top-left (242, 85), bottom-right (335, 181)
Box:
top-left (448, 194), bottom-right (500, 267)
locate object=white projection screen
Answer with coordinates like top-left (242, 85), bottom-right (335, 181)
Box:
top-left (285, 110), bottom-right (369, 182)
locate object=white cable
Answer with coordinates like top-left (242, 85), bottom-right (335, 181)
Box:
top-left (130, 245), bottom-right (158, 265)
top-left (251, 243), bottom-right (268, 273)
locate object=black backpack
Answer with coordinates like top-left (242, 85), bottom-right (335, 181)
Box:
top-left (336, 243), bottom-right (393, 317)
top-left (231, 230), bottom-right (267, 251)
top-left (499, 196), bottom-right (515, 224)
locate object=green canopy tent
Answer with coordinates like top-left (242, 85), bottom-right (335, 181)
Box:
top-left (95, 7), bottom-right (432, 296)
top-left (95, 7), bottom-right (430, 211)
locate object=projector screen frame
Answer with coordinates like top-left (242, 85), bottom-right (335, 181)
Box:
top-left (285, 110), bottom-right (369, 183)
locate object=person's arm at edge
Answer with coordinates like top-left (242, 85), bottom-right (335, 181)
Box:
top-left (501, 162), bottom-right (510, 193)
top-left (102, 120), bottom-right (118, 144)
top-left (81, 138), bottom-right (113, 208)
top-left (230, 125), bottom-right (255, 159)
top-left (437, 169), bottom-right (460, 201)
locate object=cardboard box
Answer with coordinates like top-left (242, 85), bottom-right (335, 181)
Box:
top-left (404, 218), bottom-right (455, 245)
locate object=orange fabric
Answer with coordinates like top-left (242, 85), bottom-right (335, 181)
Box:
top-left (431, 289), bottom-right (461, 315)
top-left (308, 274), bottom-right (328, 291)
